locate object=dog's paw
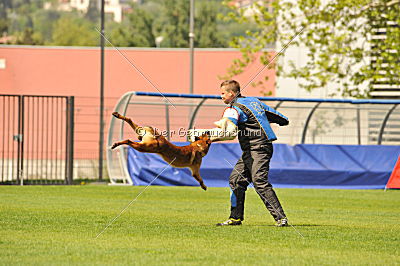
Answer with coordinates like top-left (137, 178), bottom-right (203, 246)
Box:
top-left (201, 183), bottom-right (207, 191)
top-left (112, 112), bottom-right (120, 118)
top-left (111, 143), bottom-right (119, 149)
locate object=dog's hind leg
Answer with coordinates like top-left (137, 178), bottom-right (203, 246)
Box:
top-left (190, 165), bottom-right (207, 191)
top-left (112, 112), bottom-right (141, 133)
top-left (111, 140), bottom-right (130, 150)
top-left (112, 139), bottom-right (158, 153)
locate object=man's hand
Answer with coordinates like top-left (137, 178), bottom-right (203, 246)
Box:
top-left (209, 118), bottom-right (238, 142)
top-left (188, 118), bottom-right (238, 142)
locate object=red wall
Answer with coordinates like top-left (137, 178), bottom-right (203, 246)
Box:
top-left (0, 46), bottom-right (275, 96)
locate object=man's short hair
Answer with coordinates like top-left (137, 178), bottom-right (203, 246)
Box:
top-left (221, 80), bottom-right (241, 95)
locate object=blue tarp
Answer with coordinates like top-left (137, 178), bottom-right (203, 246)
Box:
top-left (127, 143), bottom-right (400, 189)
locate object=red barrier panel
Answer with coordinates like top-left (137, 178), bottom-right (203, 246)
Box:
top-left (386, 156), bottom-right (400, 189)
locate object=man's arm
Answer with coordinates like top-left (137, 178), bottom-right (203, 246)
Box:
top-left (260, 102), bottom-right (289, 126)
top-left (207, 117), bottom-right (237, 142)
top-left (188, 107), bottom-right (244, 142)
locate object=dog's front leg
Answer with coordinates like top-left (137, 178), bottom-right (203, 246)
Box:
top-left (190, 165), bottom-right (207, 191)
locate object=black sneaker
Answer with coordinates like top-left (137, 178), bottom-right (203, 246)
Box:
top-left (275, 217), bottom-right (289, 227)
top-left (216, 218), bottom-right (242, 226)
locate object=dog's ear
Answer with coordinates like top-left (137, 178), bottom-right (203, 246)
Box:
top-left (204, 130), bottom-right (210, 137)
top-left (194, 136), bottom-right (200, 141)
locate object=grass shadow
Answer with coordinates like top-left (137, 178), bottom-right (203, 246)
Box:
top-left (245, 224), bottom-right (334, 227)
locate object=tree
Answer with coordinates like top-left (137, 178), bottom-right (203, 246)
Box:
top-left (85, 0), bottom-right (99, 23)
top-left (51, 16), bottom-right (98, 46)
top-left (14, 27), bottom-right (43, 45)
top-left (110, 0), bottom-right (229, 48)
top-left (0, 0), bottom-right (12, 34)
top-left (160, 0), bottom-right (190, 47)
top-left (32, 9), bottom-right (61, 43)
top-left (221, 0), bottom-right (400, 98)
top-left (111, 4), bottom-right (156, 47)
top-left (2, 0), bottom-right (53, 43)
top-left (195, 1), bottom-right (225, 48)
top-left (154, 0), bottom-right (229, 48)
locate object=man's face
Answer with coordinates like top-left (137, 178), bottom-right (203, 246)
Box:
top-left (221, 86), bottom-right (236, 104)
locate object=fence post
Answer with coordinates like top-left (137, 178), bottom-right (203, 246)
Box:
top-left (165, 100), bottom-right (170, 141)
top-left (19, 96), bottom-right (25, 185)
top-left (66, 96), bottom-right (75, 185)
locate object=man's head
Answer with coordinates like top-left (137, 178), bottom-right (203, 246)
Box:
top-left (220, 80), bottom-right (241, 104)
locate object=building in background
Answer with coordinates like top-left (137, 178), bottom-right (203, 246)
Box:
top-left (46, 0), bottom-right (139, 22)
top-left (369, 0), bottom-right (400, 99)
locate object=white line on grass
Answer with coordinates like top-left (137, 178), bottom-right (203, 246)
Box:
top-left (95, 157), bottom-right (177, 239)
top-left (224, 158), bottom-right (304, 238)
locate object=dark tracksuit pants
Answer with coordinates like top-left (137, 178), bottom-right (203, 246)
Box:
top-left (229, 143), bottom-right (286, 221)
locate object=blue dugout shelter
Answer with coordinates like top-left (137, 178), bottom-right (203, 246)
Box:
top-left (107, 92), bottom-right (400, 189)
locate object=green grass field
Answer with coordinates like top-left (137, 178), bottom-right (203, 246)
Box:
top-left (0, 185), bottom-right (399, 265)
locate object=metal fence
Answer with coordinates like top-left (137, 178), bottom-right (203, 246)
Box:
top-left (71, 96), bottom-right (119, 180)
top-left (0, 95), bottom-right (118, 183)
top-left (0, 95), bottom-right (74, 184)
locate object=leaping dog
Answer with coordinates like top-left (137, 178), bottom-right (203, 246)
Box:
top-left (111, 112), bottom-right (211, 190)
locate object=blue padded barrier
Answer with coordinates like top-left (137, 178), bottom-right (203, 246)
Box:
top-left (127, 143), bottom-right (400, 189)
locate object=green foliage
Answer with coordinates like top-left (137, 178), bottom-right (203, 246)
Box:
top-left (32, 9), bottom-right (61, 43)
top-left (0, 0), bottom-right (11, 33)
top-left (14, 27), bottom-right (43, 45)
top-left (161, 0), bottom-right (190, 47)
top-left (195, 1), bottom-right (226, 47)
top-left (1, 0), bottom-right (96, 46)
top-left (1, 0), bottom-right (275, 49)
top-left (85, 0), bottom-right (99, 23)
top-left (50, 15), bottom-right (98, 46)
top-left (111, 0), bottom-right (237, 48)
top-left (110, 4), bottom-right (156, 47)
top-left (0, 186), bottom-right (399, 264)
top-left (153, 0), bottom-right (227, 48)
top-left (1, 0), bottom-right (99, 46)
top-left (219, 0), bottom-right (277, 88)
top-left (222, 0), bottom-right (400, 98)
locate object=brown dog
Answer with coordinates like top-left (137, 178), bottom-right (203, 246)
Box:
top-left (111, 112), bottom-right (211, 190)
